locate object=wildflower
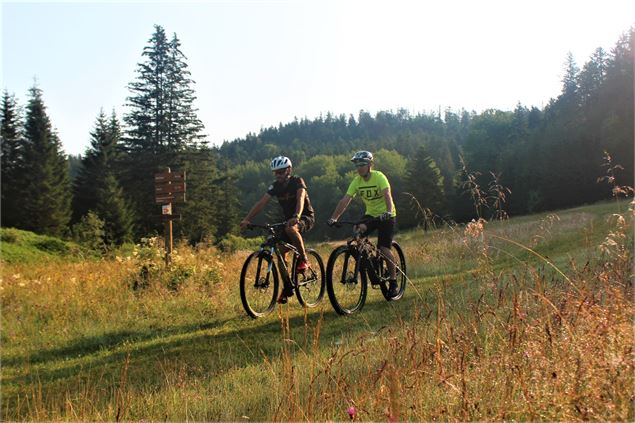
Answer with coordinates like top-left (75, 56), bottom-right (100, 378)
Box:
top-left (347, 406), bottom-right (357, 420)
top-left (464, 218), bottom-right (485, 239)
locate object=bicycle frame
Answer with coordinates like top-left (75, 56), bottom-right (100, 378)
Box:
top-left (250, 223), bottom-right (300, 290)
top-left (341, 222), bottom-right (386, 287)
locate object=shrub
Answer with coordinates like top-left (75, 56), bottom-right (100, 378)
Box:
top-left (72, 211), bottom-right (106, 253)
top-left (165, 265), bottom-right (192, 291)
top-left (0, 228), bottom-right (20, 243)
top-left (33, 237), bottom-right (70, 254)
top-left (217, 234), bottom-right (263, 253)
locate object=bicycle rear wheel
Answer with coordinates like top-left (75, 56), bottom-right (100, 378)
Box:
top-left (293, 249), bottom-right (325, 308)
top-left (326, 246), bottom-right (367, 315)
top-left (378, 241), bottom-right (407, 301)
top-left (240, 251), bottom-right (279, 318)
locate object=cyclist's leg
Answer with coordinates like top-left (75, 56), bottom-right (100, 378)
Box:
top-left (272, 239), bottom-right (294, 302)
top-left (377, 217), bottom-right (396, 280)
top-left (284, 217), bottom-right (313, 262)
top-left (357, 215), bottom-right (375, 237)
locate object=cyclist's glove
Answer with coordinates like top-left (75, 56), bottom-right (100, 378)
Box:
top-left (379, 212), bottom-right (392, 222)
top-left (327, 218), bottom-right (337, 227)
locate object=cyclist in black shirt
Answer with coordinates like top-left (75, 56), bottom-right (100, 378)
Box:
top-left (240, 156), bottom-right (315, 292)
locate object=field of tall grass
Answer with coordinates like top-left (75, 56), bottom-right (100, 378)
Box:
top-left (1, 200), bottom-right (633, 421)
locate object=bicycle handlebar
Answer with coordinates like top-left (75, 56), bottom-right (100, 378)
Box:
top-left (327, 217), bottom-right (381, 228)
top-left (246, 222), bottom-right (287, 232)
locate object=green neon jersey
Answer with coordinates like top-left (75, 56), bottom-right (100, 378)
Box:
top-left (345, 170), bottom-right (397, 218)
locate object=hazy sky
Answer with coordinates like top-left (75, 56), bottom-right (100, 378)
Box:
top-left (2, 0), bottom-right (634, 156)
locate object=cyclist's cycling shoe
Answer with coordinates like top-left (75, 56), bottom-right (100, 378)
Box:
top-left (387, 279), bottom-right (399, 297)
top-left (277, 286), bottom-right (294, 304)
top-left (295, 259), bottom-right (310, 273)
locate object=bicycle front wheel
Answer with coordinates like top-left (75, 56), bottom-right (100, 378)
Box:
top-left (240, 251), bottom-right (279, 318)
top-left (293, 249), bottom-right (325, 308)
top-left (326, 246), bottom-right (367, 315)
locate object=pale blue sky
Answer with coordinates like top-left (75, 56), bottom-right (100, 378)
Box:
top-left (2, 0), bottom-right (633, 156)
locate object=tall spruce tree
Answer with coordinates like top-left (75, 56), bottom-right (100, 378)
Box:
top-left (1, 90), bottom-right (22, 228)
top-left (95, 173), bottom-right (135, 245)
top-left (402, 146), bottom-right (445, 228)
top-left (73, 111), bottom-right (134, 244)
top-left (122, 25), bottom-right (207, 236)
top-left (17, 85), bottom-right (71, 236)
top-left (173, 147), bottom-right (220, 244)
top-left (215, 159), bottom-right (240, 239)
top-left (599, 28), bottom-right (634, 189)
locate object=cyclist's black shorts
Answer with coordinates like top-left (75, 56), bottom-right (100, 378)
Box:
top-left (360, 215), bottom-right (395, 249)
top-left (280, 216), bottom-right (314, 243)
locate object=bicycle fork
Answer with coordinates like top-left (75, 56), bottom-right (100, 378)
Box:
top-left (253, 247), bottom-right (276, 288)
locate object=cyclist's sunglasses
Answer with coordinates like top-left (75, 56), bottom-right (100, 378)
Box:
top-left (273, 169), bottom-right (287, 175)
top-left (354, 162), bottom-right (369, 168)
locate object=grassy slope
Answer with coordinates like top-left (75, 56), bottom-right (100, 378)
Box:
top-left (0, 227), bottom-right (84, 264)
top-left (1, 201), bottom-right (632, 421)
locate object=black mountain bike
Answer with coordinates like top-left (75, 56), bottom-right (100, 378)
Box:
top-left (326, 219), bottom-right (407, 315)
top-left (240, 222), bottom-right (325, 318)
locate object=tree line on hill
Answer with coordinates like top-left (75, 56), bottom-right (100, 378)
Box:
top-left (1, 25), bottom-right (633, 246)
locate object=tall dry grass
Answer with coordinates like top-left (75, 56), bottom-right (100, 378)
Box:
top-left (265, 201), bottom-right (634, 421)
top-left (1, 198), bottom-right (633, 420)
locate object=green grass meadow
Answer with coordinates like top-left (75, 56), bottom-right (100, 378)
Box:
top-left (1, 200), bottom-right (633, 421)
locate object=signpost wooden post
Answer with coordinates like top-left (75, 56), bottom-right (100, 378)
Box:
top-left (154, 167), bottom-right (186, 266)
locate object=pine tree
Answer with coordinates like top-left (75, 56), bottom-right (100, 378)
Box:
top-left (174, 147), bottom-right (219, 244)
top-left (215, 159), bottom-right (240, 239)
top-left (561, 52), bottom-right (580, 99)
top-left (599, 28), bottom-right (634, 189)
top-left (95, 173), bottom-right (134, 245)
top-left (17, 85), bottom-right (71, 236)
top-left (402, 146), bottom-right (446, 228)
top-left (122, 25), bottom-right (207, 236)
top-left (1, 90), bottom-right (22, 228)
top-left (578, 47), bottom-right (607, 110)
top-left (73, 111), bottom-right (134, 244)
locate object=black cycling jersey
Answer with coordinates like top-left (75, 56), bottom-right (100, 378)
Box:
top-left (267, 176), bottom-right (315, 220)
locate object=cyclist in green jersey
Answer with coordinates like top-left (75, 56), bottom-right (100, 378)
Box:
top-left (327, 150), bottom-right (399, 297)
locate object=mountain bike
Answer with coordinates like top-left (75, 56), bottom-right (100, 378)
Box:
top-left (325, 219), bottom-right (406, 315)
top-left (240, 222), bottom-right (325, 318)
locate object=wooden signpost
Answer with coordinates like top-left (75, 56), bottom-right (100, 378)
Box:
top-left (154, 168), bottom-right (186, 265)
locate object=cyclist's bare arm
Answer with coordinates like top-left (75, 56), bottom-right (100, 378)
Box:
top-left (287, 188), bottom-right (306, 227)
top-left (330, 194), bottom-right (353, 221)
top-left (241, 193), bottom-right (272, 228)
top-left (382, 187), bottom-right (395, 214)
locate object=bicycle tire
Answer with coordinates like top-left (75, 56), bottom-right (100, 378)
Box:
top-left (240, 251), bottom-right (279, 318)
top-left (293, 248), bottom-right (326, 308)
top-left (378, 241), bottom-right (407, 301)
top-left (326, 245), bottom-right (367, 315)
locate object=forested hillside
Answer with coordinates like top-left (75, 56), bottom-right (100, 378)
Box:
top-left (221, 33), bottom-right (633, 237)
top-left (2, 26), bottom-right (633, 244)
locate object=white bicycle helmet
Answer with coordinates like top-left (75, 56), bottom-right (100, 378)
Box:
top-left (350, 150), bottom-right (374, 165)
top-left (270, 156), bottom-right (292, 171)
